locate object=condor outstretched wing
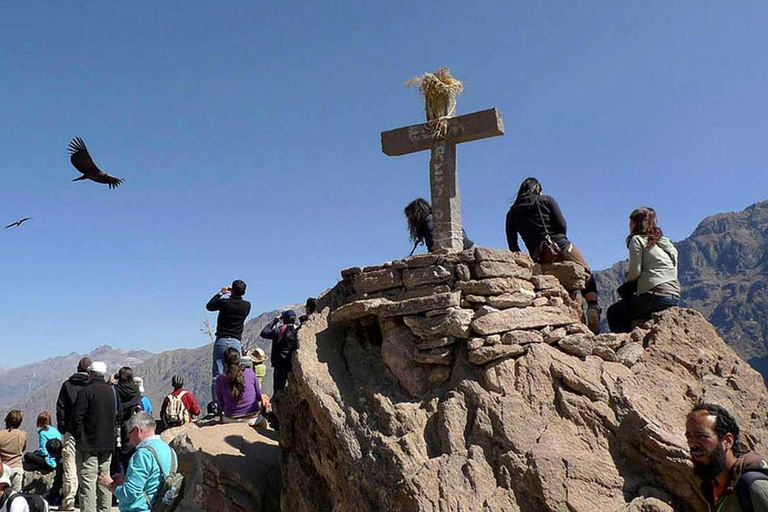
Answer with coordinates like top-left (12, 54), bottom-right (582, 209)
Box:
top-left (68, 137), bottom-right (124, 189)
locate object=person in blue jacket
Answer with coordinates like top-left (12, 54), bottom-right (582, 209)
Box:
top-left (23, 411), bottom-right (62, 471)
top-left (98, 412), bottom-right (177, 512)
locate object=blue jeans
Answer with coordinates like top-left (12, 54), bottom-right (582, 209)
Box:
top-left (607, 293), bottom-right (679, 333)
top-left (211, 337), bottom-right (242, 403)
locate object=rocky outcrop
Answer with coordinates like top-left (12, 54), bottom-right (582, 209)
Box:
top-left (595, 200), bottom-right (768, 381)
top-left (162, 422), bottom-right (281, 512)
top-left (278, 248), bottom-right (768, 511)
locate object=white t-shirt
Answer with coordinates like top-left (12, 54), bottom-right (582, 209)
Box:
top-left (2, 492), bottom-right (35, 512)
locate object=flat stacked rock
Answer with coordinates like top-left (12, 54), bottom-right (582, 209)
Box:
top-left (326, 247), bottom-right (624, 396)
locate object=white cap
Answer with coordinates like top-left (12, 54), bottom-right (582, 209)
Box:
top-left (87, 361), bottom-right (108, 375)
top-left (0, 464), bottom-right (11, 486)
top-left (134, 377), bottom-right (145, 393)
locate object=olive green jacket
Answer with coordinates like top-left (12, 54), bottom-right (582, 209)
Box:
top-left (702, 452), bottom-right (768, 511)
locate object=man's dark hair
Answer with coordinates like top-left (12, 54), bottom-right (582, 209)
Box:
top-left (305, 297), bottom-right (317, 315)
top-left (691, 403), bottom-right (743, 453)
top-left (231, 279), bottom-right (247, 297)
top-left (4, 410), bottom-right (22, 429)
top-left (46, 438), bottom-right (63, 460)
top-left (118, 366), bottom-right (134, 383)
top-left (171, 375), bottom-right (184, 390)
top-left (77, 356), bottom-right (92, 373)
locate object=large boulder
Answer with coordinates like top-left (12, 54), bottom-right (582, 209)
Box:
top-left (278, 307), bottom-right (768, 511)
top-left (162, 422), bottom-right (281, 512)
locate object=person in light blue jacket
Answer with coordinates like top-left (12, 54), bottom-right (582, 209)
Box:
top-left (98, 412), bottom-right (176, 512)
top-left (23, 411), bottom-right (62, 471)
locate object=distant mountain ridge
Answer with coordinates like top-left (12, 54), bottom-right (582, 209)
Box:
top-left (594, 199), bottom-right (768, 379)
top-left (0, 305), bottom-right (302, 448)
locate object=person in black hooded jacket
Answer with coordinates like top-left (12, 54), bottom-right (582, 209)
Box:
top-left (260, 310), bottom-right (299, 394)
top-left (112, 366), bottom-right (142, 474)
top-left (506, 177), bottom-right (601, 334)
top-left (55, 356), bottom-right (92, 511)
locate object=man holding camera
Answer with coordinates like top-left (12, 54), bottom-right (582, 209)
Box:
top-left (206, 279), bottom-right (251, 408)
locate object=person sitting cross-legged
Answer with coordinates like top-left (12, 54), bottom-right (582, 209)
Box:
top-left (216, 348), bottom-right (270, 428)
top-left (23, 412), bottom-right (62, 474)
top-left (160, 375), bottom-right (201, 430)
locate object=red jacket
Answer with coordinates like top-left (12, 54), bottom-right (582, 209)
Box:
top-left (160, 388), bottom-right (201, 420)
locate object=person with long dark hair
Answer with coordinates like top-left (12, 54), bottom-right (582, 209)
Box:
top-left (607, 207), bottom-right (680, 333)
top-left (505, 177), bottom-right (601, 334)
top-left (215, 348), bottom-right (270, 427)
top-left (404, 198), bottom-right (474, 255)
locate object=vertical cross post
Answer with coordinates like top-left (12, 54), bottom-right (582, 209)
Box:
top-left (381, 108), bottom-right (505, 252)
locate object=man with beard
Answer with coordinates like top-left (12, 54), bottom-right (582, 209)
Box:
top-left (685, 403), bottom-right (768, 511)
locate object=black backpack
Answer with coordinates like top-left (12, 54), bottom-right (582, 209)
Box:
top-left (6, 493), bottom-right (48, 512)
top-left (737, 471), bottom-right (768, 512)
top-left (736, 471), bottom-right (768, 512)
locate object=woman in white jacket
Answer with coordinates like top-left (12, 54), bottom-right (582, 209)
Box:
top-left (607, 207), bottom-right (681, 333)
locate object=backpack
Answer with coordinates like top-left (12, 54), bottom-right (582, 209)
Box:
top-left (6, 493), bottom-right (48, 512)
top-left (162, 391), bottom-right (188, 427)
top-left (736, 471), bottom-right (768, 512)
top-left (142, 444), bottom-right (185, 512)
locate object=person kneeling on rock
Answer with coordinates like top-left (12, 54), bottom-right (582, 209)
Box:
top-left (506, 177), bottom-right (601, 334)
top-left (215, 348), bottom-right (271, 429)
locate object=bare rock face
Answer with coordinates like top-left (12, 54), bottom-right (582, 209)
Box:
top-left (280, 284), bottom-right (768, 511)
top-left (162, 422), bottom-right (281, 512)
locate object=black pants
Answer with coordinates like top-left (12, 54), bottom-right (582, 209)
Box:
top-left (273, 366), bottom-right (290, 394)
top-left (23, 452), bottom-right (52, 473)
top-left (607, 293), bottom-right (679, 333)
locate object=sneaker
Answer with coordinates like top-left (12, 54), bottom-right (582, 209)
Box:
top-left (587, 303), bottom-right (602, 335)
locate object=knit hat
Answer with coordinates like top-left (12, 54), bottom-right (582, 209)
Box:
top-left (87, 361), bottom-right (107, 375)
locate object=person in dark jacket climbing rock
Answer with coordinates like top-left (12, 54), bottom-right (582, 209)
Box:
top-left (505, 177), bottom-right (601, 334)
top-left (405, 198), bottom-right (474, 255)
top-left (686, 403), bottom-right (768, 512)
top-left (260, 310), bottom-right (300, 394)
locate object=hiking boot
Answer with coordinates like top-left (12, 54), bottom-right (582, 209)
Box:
top-left (587, 303), bottom-right (602, 335)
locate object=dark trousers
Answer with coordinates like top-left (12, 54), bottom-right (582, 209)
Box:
top-left (23, 452), bottom-right (52, 473)
top-left (273, 366), bottom-right (290, 394)
top-left (607, 293), bottom-right (679, 333)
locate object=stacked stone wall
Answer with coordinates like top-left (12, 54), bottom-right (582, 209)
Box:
top-left (323, 247), bottom-right (641, 396)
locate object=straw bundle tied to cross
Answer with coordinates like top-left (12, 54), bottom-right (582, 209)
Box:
top-left (406, 67), bottom-right (464, 138)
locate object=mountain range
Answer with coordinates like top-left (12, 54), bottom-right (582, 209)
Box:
top-left (0, 305), bottom-right (301, 448)
top-left (2, 200), bottom-right (767, 449)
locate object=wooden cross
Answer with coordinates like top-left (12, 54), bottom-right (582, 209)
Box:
top-left (381, 107), bottom-right (505, 252)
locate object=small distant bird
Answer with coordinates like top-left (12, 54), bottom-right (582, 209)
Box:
top-left (5, 217), bottom-right (32, 229)
top-left (68, 137), bottom-right (124, 189)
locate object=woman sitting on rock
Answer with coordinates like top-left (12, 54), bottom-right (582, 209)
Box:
top-left (505, 177), bottom-right (601, 334)
top-left (216, 347), bottom-right (271, 428)
top-left (607, 207), bottom-right (680, 333)
top-left (23, 411), bottom-right (61, 472)
top-left (405, 197), bottom-right (474, 255)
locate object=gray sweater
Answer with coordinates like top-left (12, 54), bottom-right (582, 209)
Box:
top-left (625, 235), bottom-right (680, 296)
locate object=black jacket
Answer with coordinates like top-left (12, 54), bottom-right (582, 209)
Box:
top-left (206, 294), bottom-right (251, 340)
top-left (56, 372), bottom-right (90, 435)
top-left (72, 379), bottom-right (119, 453)
top-left (506, 194), bottom-right (570, 254)
top-left (261, 320), bottom-right (298, 370)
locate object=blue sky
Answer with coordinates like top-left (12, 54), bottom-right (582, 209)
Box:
top-left (1, 2), bottom-right (766, 366)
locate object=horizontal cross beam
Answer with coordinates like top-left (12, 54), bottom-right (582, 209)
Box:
top-left (381, 108), bottom-right (504, 156)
